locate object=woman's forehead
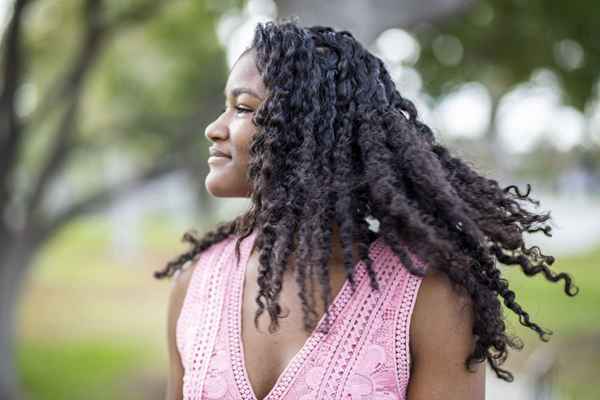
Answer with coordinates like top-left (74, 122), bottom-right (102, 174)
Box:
top-left (225, 51), bottom-right (266, 99)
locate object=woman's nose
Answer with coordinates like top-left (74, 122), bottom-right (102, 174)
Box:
top-left (204, 114), bottom-right (229, 142)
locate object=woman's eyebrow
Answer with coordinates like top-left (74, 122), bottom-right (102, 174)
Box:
top-left (224, 87), bottom-right (263, 100)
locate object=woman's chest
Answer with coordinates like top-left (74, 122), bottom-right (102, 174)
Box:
top-left (189, 272), bottom-right (411, 398)
top-left (178, 235), bottom-right (422, 400)
top-left (201, 282), bottom-right (407, 400)
top-left (239, 267), bottom-right (348, 399)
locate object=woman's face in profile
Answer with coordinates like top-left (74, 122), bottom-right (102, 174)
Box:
top-left (204, 49), bottom-right (267, 198)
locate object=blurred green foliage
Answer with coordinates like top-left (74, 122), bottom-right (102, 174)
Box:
top-left (416, 0), bottom-right (600, 109)
top-left (412, 0), bottom-right (600, 185)
top-left (504, 246), bottom-right (600, 337)
top-left (17, 339), bottom-right (149, 400)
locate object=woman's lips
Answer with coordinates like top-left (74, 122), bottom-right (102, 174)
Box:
top-left (208, 155), bottom-right (231, 164)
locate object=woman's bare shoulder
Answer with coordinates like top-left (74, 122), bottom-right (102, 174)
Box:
top-left (172, 264), bottom-right (196, 297)
top-left (171, 235), bottom-right (232, 295)
top-left (410, 269), bottom-right (473, 347)
top-left (407, 269), bottom-right (484, 399)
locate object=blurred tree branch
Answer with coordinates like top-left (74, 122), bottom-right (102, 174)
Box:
top-left (24, 0), bottom-right (170, 228)
top-left (32, 108), bottom-right (206, 248)
top-left (2, 0), bottom-right (173, 236)
top-left (27, 0), bottom-right (169, 126)
top-left (32, 153), bottom-right (174, 248)
top-left (25, 0), bottom-right (106, 225)
top-left (0, 0), bottom-right (34, 220)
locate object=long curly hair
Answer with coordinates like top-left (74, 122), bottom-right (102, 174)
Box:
top-left (154, 19), bottom-right (579, 382)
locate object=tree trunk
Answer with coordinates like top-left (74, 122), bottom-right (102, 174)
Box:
top-left (0, 239), bottom-right (35, 400)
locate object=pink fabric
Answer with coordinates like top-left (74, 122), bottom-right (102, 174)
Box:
top-left (177, 229), bottom-right (424, 400)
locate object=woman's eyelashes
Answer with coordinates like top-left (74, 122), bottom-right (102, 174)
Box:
top-left (220, 104), bottom-right (253, 116)
top-left (235, 105), bottom-right (253, 114)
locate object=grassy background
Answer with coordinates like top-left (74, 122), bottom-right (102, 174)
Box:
top-left (501, 245), bottom-right (600, 400)
top-left (16, 215), bottom-right (188, 400)
top-left (15, 216), bottom-right (600, 399)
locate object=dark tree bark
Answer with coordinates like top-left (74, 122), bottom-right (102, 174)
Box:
top-left (0, 1), bottom-right (178, 398)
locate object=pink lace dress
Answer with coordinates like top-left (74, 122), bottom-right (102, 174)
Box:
top-left (176, 229), bottom-right (424, 400)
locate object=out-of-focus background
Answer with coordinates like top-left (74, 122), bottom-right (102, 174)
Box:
top-left (0, 0), bottom-right (598, 399)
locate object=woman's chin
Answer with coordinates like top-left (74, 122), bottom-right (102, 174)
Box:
top-left (205, 177), bottom-right (241, 198)
top-left (205, 178), bottom-right (228, 197)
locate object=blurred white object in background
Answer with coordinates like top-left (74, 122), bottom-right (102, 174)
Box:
top-left (522, 190), bottom-right (600, 257)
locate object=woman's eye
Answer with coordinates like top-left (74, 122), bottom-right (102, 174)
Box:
top-left (220, 105), bottom-right (252, 115)
top-left (235, 106), bottom-right (252, 114)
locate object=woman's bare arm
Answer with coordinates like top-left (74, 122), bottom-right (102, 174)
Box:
top-left (407, 269), bottom-right (486, 400)
top-left (165, 265), bottom-right (196, 400)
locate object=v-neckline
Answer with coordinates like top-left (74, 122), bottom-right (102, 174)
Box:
top-left (229, 229), bottom-right (383, 400)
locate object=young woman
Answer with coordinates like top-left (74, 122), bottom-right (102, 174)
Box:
top-left (154, 20), bottom-right (578, 400)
